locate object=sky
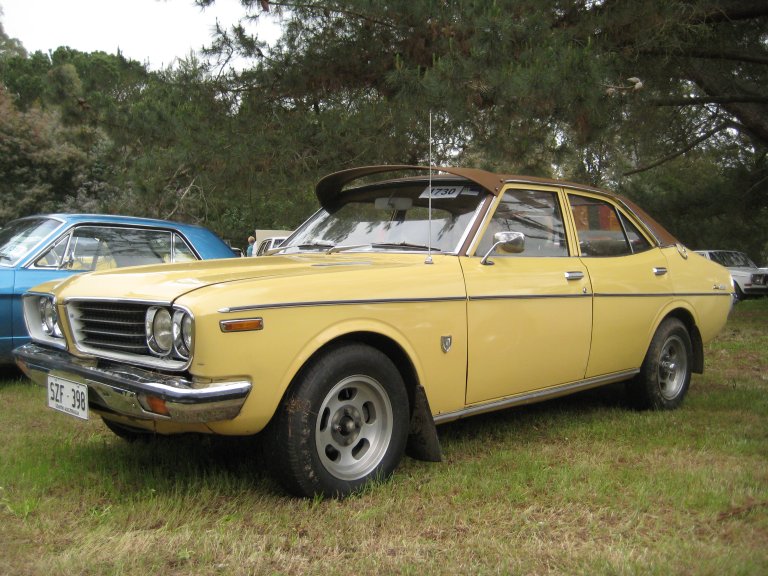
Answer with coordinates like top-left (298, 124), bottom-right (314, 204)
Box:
top-left (0, 0), bottom-right (279, 68)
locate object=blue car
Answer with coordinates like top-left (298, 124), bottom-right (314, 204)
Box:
top-left (0, 213), bottom-right (235, 364)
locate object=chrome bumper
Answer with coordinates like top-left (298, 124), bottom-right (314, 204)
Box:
top-left (14, 343), bottom-right (251, 423)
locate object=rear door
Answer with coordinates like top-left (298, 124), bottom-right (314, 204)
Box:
top-left (566, 192), bottom-right (672, 377)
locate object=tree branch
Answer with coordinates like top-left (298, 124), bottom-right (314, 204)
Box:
top-left (652, 96), bottom-right (768, 106)
top-left (640, 48), bottom-right (768, 66)
top-left (622, 122), bottom-right (730, 176)
top-left (695, 0), bottom-right (768, 23)
top-left (267, 1), bottom-right (398, 29)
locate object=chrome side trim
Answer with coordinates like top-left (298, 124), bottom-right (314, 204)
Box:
top-left (14, 343), bottom-right (250, 423)
top-left (469, 294), bottom-right (590, 301)
top-left (219, 290), bottom-right (731, 314)
top-left (433, 370), bottom-right (639, 425)
top-left (219, 296), bottom-right (467, 314)
top-left (594, 292), bottom-right (733, 298)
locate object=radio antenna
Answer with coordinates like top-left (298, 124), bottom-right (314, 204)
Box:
top-left (425, 111), bottom-right (434, 265)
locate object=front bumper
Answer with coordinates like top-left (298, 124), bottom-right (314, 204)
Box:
top-left (14, 343), bottom-right (251, 423)
top-left (743, 285), bottom-right (768, 296)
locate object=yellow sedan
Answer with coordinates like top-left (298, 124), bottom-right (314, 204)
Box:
top-left (15, 165), bottom-right (734, 497)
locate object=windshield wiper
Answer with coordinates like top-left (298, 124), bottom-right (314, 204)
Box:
top-left (276, 242), bottom-right (335, 253)
top-left (327, 244), bottom-right (370, 254)
top-left (370, 242), bottom-right (441, 252)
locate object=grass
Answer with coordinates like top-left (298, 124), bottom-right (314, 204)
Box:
top-left (1, 300), bottom-right (767, 575)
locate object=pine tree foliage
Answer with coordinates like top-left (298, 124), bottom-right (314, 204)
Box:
top-left (0, 1), bottom-right (766, 258)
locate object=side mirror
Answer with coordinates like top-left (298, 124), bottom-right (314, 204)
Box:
top-left (481, 231), bottom-right (525, 265)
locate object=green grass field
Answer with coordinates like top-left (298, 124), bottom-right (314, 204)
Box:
top-left (2, 300), bottom-right (766, 575)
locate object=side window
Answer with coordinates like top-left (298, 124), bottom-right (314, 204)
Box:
top-left (35, 233), bottom-right (71, 268)
top-left (34, 227), bottom-right (199, 269)
top-left (108, 228), bottom-right (169, 266)
top-left (476, 189), bottom-right (568, 257)
top-left (68, 234), bottom-right (113, 270)
top-left (619, 212), bottom-right (652, 254)
top-left (568, 195), bottom-right (650, 257)
top-left (66, 227), bottom-right (169, 268)
top-left (173, 233), bottom-right (197, 262)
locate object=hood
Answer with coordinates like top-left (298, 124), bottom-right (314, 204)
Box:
top-left (50, 253), bottom-right (435, 304)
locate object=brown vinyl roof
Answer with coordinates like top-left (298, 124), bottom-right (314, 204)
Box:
top-left (315, 165), bottom-right (678, 246)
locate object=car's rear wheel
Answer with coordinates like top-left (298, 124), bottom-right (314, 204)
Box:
top-left (269, 342), bottom-right (409, 498)
top-left (627, 318), bottom-right (692, 410)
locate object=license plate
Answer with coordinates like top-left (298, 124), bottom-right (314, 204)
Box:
top-left (47, 375), bottom-right (89, 420)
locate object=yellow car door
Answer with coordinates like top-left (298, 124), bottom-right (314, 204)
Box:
top-left (566, 192), bottom-right (673, 377)
top-left (462, 187), bottom-right (592, 405)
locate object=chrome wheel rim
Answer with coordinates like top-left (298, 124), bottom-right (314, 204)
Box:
top-left (658, 334), bottom-right (688, 400)
top-left (315, 375), bottom-right (393, 481)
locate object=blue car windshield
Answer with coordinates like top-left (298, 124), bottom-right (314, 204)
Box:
top-left (0, 217), bottom-right (62, 267)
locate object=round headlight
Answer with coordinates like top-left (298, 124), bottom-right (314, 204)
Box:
top-left (39, 297), bottom-right (62, 338)
top-left (146, 307), bottom-right (173, 355)
top-left (172, 310), bottom-right (194, 359)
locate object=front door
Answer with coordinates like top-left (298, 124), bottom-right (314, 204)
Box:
top-left (462, 187), bottom-right (592, 405)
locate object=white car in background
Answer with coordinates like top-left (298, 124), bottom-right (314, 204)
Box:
top-left (695, 250), bottom-right (768, 300)
top-left (255, 236), bottom-right (287, 256)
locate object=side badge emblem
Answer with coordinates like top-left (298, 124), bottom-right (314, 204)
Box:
top-left (441, 335), bottom-right (452, 353)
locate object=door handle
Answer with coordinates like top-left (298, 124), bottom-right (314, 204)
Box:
top-left (564, 271), bottom-right (584, 281)
top-left (653, 267), bottom-right (668, 276)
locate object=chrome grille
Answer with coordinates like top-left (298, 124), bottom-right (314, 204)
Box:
top-left (69, 301), bottom-right (149, 355)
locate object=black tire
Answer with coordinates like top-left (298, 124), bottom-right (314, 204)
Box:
top-left (102, 417), bottom-right (153, 442)
top-left (269, 342), bottom-right (410, 498)
top-left (627, 318), bottom-right (692, 410)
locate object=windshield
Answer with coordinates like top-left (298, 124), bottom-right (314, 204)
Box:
top-left (709, 251), bottom-right (756, 268)
top-left (281, 181), bottom-right (488, 254)
top-left (0, 217), bottom-right (62, 267)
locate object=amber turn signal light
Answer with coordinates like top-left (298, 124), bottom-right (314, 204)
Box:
top-left (219, 318), bottom-right (264, 332)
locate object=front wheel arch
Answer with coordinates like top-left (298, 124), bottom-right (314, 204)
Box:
top-left (267, 340), bottom-right (412, 497)
top-left (289, 332), bottom-right (420, 420)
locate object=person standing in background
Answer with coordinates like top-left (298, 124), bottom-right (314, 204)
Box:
top-left (246, 236), bottom-right (255, 257)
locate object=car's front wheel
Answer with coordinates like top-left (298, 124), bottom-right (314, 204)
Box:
top-left (734, 282), bottom-right (746, 302)
top-left (627, 318), bottom-right (692, 410)
top-left (270, 342), bottom-right (410, 498)
top-left (102, 417), bottom-right (153, 442)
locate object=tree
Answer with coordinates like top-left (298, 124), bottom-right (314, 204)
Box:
top-left (0, 85), bottom-right (90, 222)
top-left (200, 0), bottom-right (766, 171)
top-left (0, 14), bottom-right (26, 61)
top-left (199, 0), bottom-right (767, 258)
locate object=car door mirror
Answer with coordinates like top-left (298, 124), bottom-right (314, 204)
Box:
top-left (481, 231), bottom-right (525, 265)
